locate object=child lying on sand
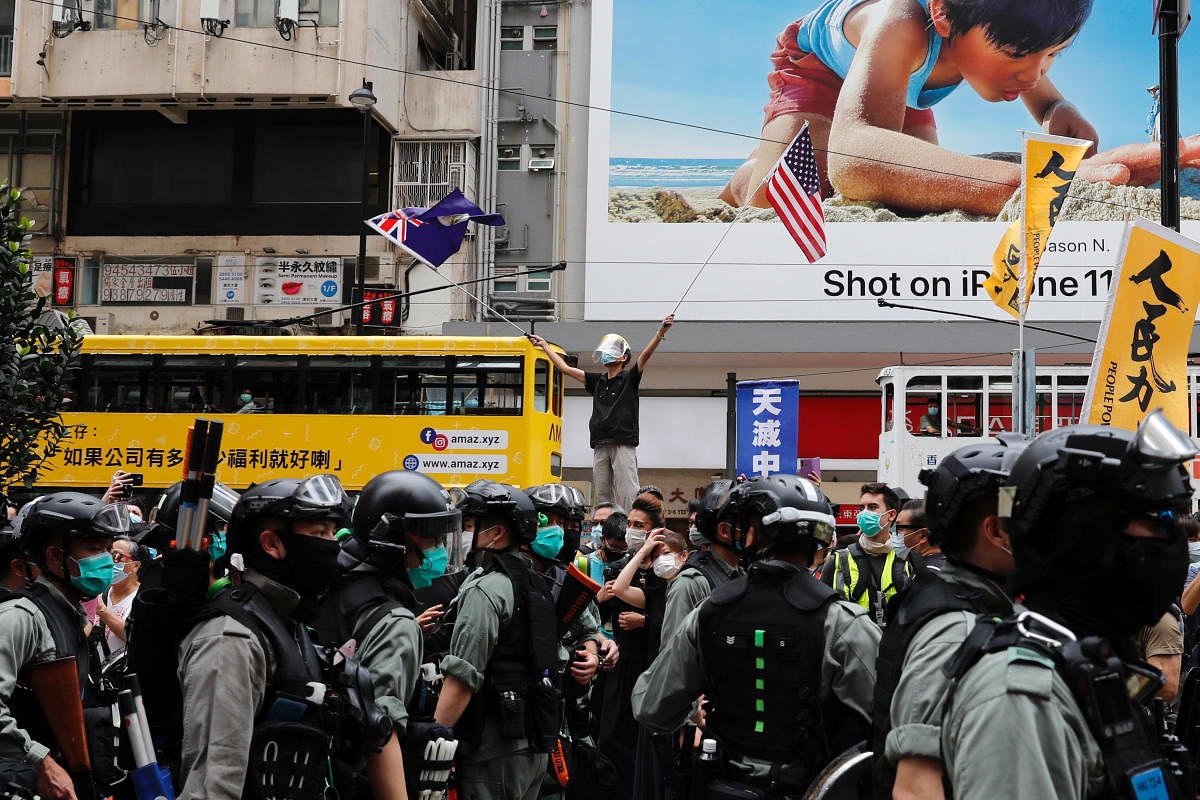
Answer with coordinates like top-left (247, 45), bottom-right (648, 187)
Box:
top-left (722, 0), bottom-right (1200, 217)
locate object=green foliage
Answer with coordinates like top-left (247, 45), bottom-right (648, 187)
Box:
top-left (0, 183), bottom-right (84, 488)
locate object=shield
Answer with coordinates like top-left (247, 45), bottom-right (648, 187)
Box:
top-left (801, 742), bottom-right (872, 800)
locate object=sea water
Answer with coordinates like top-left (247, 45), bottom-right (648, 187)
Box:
top-left (610, 157), bottom-right (1200, 199)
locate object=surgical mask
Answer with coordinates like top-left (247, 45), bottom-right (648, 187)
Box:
top-left (208, 530), bottom-right (227, 561)
top-left (409, 545), bottom-right (449, 589)
top-left (70, 552), bottom-right (115, 599)
top-left (626, 529), bottom-right (646, 551)
top-left (928, 405), bottom-right (939, 415)
top-left (856, 510), bottom-right (887, 537)
top-left (1190, 541), bottom-right (1200, 564)
top-left (889, 529), bottom-right (910, 559)
top-left (532, 525), bottom-right (565, 560)
top-left (652, 553), bottom-right (680, 579)
top-left (111, 561), bottom-right (133, 584)
top-left (240, 394), bottom-right (253, 404)
top-left (600, 352), bottom-right (618, 365)
top-left (590, 525), bottom-right (604, 549)
top-left (688, 526), bottom-right (706, 547)
top-left (128, 509), bottom-right (143, 523)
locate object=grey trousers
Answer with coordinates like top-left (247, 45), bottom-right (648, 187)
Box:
top-left (593, 443), bottom-right (639, 511)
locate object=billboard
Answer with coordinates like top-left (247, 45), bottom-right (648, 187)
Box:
top-left (586, 1), bottom-right (1200, 322)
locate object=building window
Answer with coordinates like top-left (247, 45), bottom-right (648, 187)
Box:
top-left (532, 25), bottom-right (556, 50)
top-left (235, 0), bottom-right (336, 26)
top-left (497, 144), bottom-right (521, 171)
top-left (500, 25), bottom-right (523, 50)
top-left (393, 139), bottom-right (477, 210)
top-left (1, 0), bottom-right (14, 76)
top-left (526, 269), bottom-right (552, 292)
top-left (493, 265), bottom-right (552, 294)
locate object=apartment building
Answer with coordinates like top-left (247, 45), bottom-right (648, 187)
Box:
top-left (1, 0), bottom-right (538, 335)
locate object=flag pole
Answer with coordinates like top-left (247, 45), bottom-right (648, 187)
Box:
top-left (1017, 130), bottom-right (1029, 434)
top-left (672, 123), bottom-right (810, 316)
top-left (421, 263), bottom-right (533, 336)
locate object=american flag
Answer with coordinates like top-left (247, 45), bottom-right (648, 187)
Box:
top-left (765, 126), bottom-right (826, 262)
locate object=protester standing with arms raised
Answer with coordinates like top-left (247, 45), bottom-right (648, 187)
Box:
top-left (531, 315), bottom-right (674, 511)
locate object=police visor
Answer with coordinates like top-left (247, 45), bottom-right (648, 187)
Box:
top-left (91, 502), bottom-right (134, 537)
top-left (291, 474), bottom-right (350, 516)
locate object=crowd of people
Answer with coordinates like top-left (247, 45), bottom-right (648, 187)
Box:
top-left (2, 409), bottom-right (1200, 799)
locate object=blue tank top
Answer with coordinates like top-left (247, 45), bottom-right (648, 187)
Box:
top-left (794, 0), bottom-right (958, 110)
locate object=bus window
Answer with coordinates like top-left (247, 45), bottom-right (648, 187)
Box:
top-left (947, 376), bottom-right (982, 436)
top-left (156, 356), bottom-right (229, 413)
top-left (454, 359), bottom-right (523, 415)
top-left (553, 367), bottom-right (563, 416)
top-left (882, 382), bottom-right (895, 430)
top-left (81, 356), bottom-right (154, 412)
top-left (905, 375), bottom-right (943, 436)
top-left (306, 357), bottom-right (374, 414)
top-left (534, 359), bottom-right (549, 413)
top-left (232, 356), bottom-right (300, 413)
top-left (381, 356), bottom-right (445, 414)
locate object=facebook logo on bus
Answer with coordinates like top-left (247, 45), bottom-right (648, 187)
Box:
top-left (735, 380), bottom-right (799, 478)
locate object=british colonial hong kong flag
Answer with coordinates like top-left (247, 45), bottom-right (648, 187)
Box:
top-left (366, 189), bottom-right (504, 268)
top-left (765, 124), bottom-right (827, 263)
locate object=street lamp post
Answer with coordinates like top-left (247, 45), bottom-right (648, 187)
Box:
top-left (349, 79), bottom-right (377, 334)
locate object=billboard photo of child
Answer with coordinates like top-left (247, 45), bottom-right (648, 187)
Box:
top-left (606, 0), bottom-right (1200, 224)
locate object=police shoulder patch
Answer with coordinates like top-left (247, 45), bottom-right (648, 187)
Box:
top-left (1004, 645), bottom-right (1055, 699)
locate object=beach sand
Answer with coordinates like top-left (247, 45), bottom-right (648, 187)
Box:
top-left (609, 181), bottom-right (1200, 224)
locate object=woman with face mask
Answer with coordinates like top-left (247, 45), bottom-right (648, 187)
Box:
top-left (95, 536), bottom-right (145, 655)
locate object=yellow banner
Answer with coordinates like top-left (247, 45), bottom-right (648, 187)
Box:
top-left (984, 132), bottom-right (1092, 318)
top-left (1082, 217), bottom-right (1200, 431)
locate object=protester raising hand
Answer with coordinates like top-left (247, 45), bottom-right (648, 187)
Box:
top-left (611, 529), bottom-right (666, 608)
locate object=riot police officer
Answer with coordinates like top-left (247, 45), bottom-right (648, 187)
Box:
top-left (316, 469), bottom-right (461, 800)
top-left (873, 437), bottom-right (1023, 799)
top-left (0, 493), bottom-right (126, 800)
top-left (940, 411), bottom-right (1197, 799)
top-left (175, 475), bottom-right (390, 800)
top-left (631, 474), bottom-right (880, 795)
top-left (433, 480), bottom-right (567, 800)
top-left (659, 479), bottom-right (741, 646)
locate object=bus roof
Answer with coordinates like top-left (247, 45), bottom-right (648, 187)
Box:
top-left (79, 334), bottom-right (562, 356)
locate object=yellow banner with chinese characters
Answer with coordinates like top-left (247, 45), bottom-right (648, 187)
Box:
top-left (984, 132), bottom-right (1092, 318)
top-left (1081, 216), bottom-right (1200, 431)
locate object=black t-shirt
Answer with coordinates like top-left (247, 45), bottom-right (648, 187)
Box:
top-left (584, 365), bottom-right (643, 447)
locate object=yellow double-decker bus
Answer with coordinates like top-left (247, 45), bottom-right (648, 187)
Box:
top-left (42, 335), bottom-right (565, 490)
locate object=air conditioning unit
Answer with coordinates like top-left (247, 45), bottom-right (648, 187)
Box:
top-left (276, 0), bottom-right (300, 23)
top-left (199, 0), bottom-right (220, 17)
top-left (200, 0), bottom-right (229, 36)
top-left (52, 1), bottom-right (71, 23)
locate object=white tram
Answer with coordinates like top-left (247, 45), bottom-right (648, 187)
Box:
top-left (875, 364), bottom-right (1200, 499)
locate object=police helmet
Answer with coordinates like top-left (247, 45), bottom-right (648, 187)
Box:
top-left (0, 520), bottom-right (20, 563)
top-left (695, 479), bottom-right (734, 543)
top-left (20, 492), bottom-right (117, 564)
top-left (1003, 409), bottom-right (1196, 542)
top-left (526, 483), bottom-right (576, 523)
top-left (155, 480), bottom-right (240, 533)
top-left (353, 470), bottom-right (460, 545)
top-left (719, 474), bottom-right (834, 558)
top-left (920, 435), bottom-right (1026, 553)
top-left (458, 479), bottom-right (538, 543)
top-left (226, 478), bottom-right (302, 553)
top-left (566, 486), bottom-right (590, 522)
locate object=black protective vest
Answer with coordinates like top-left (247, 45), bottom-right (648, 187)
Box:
top-left (695, 561), bottom-right (840, 789)
top-left (0, 583), bottom-right (120, 792)
top-left (942, 613), bottom-right (1193, 800)
top-left (870, 565), bottom-right (989, 797)
top-left (207, 582), bottom-right (334, 800)
top-left (678, 549), bottom-right (737, 592)
top-left (311, 573), bottom-right (412, 655)
top-left (455, 551), bottom-right (561, 753)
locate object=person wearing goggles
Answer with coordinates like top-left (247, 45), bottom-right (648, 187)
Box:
top-left (529, 314), bottom-right (674, 511)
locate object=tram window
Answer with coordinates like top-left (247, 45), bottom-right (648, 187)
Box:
top-left (1034, 375), bottom-right (1053, 433)
top-left (986, 377), bottom-right (1014, 433)
top-left (534, 360), bottom-right (550, 413)
top-left (882, 382), bottom-right (895, 430)
top-left (82, 356), bottom-right (154, 412)
top-left (552, 368), bottom-right (563, 416)
top-left (231, 356), bottom-right (300, 413)
top-left (156, 357), bottom-right (229, 413)
top-left (454, 359), bottom-right (523, 415)
top-left (382, 357), bottom-right (445, 414)
top-left (1056, 375), bottom-right (1087, 427)
top-left (906, 375), bottom-right (943, 436)
top-left (306, 357), bottom-right (374, 414)
top-left (947, 376), bottom-right (982, 437)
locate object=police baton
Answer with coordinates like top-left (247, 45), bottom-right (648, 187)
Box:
top-left (119, 674), bottom-right (176, 800)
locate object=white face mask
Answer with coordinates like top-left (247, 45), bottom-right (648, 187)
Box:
top-left (652, 553), bottom-right (680, 579)
top-left (626, 529), bottom-right (646, 551)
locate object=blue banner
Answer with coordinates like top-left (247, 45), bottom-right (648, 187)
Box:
top-left (736, 380), bottom-right (799, 478)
